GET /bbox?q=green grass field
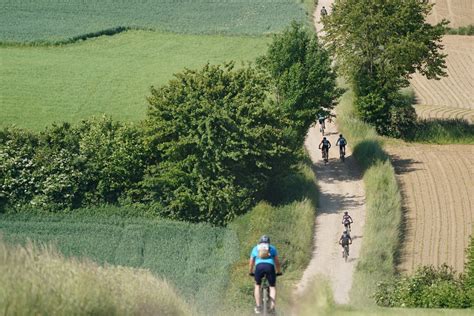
[0,0,307,43]
[0,211,238,314]
[0,31,270,130]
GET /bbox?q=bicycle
[342,244,349,262]
[322,147,329,164]
[343,220,351,233]
[251,273,282,315]
[339,146,345,162]
[319,122,326,136]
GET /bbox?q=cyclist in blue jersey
[249,235,282,314]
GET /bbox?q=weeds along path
[293,119,366,304]
[387,143,474,273]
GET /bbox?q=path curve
[293,2,366,306]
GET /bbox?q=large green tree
[259,22,342,145]
[323,0,448,134]
[144,63,296,225]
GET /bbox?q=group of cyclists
[248,112,355,314]
[249,211,354,314]
[318,115,347,162]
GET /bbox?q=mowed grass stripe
[0,31,271,130]
[0,0,307,42]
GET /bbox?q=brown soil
[426,0,474,28]
[410,36,474,120]
[388,143,474,273]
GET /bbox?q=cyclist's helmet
[340,134,343,138]
[259,235,270,244]
[323,137,327,140]
[344,211,348,215]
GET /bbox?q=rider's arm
[274,256,282,274]
[249,257,255,274]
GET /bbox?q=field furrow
[410,36,474,121]
[388,144,474,273]
[426,0,474,28]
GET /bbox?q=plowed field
[411,35,474,120]
[426,0,474,28]
[388,144,474,273]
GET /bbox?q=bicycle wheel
[262,287,268,316]
[344,245,349,262]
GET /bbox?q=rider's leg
[269,286,277,309]
[254,284,261,307]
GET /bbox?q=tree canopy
[323,0,448,135]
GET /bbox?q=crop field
[0,31,270,130]
[387,144,474,274]
[426,0,474,28]
[0,0,307,43]
[410,35,474,121]
[0,213,238,314]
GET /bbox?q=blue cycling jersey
[250,244,278,266]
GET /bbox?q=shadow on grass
[404,118,474,144]
[352,139,388,172]
[263,155,318,208]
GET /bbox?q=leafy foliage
[1,117,148,211]
[258,22,342,145]
[323,0,448,136]
[375,264,471,308]
[144,62,298,225]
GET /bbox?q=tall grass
[224,162,318,314]
[336,90,403,307]
[0,209,237,315]
[406,119,474,144]
[0,239,190,315]
[0,0,307,43]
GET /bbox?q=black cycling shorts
[254,263,276,287]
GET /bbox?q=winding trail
[293,1,366,306]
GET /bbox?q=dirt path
[293,120,366,305]
[293,1,366,306]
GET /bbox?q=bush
[0,117,148,211]
[375,264,470,308]
[144,62,298,225]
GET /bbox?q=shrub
[375,264,470,308]
[144,62,298,225]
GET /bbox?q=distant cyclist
[342,211,353,232]
[339,230,352,257]
[249,235,282,314]
[318,114,326,132]
[320,6,328,17]
[318,137,331,159]
[336,134,347,157]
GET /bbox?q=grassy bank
[0,209,237,315]
[0,239,190,315]
[0,31,270,130]
[225,161,318,314]
[336,90,403,307]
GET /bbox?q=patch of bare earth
[426,0,474,28]
[387,144,474,273]
[410,36,474,122]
